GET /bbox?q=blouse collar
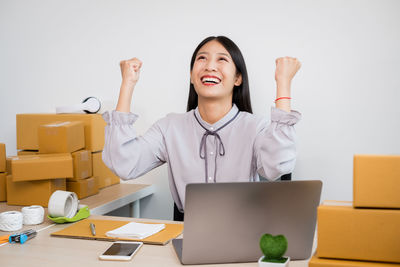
[194,104,239,131]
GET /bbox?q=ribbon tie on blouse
[194,110,240,183]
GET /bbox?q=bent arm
[254,107,301,180]
[102,110,166,180]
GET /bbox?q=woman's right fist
[120,58,142,86]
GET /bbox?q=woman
[102,36,301,221]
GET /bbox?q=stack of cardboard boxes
[309,155,400,267]
[0,113,120,207]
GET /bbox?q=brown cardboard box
[354,154,400,208]
[11,154,73,182]
[92,151,120,188]
[309,255,400,267]
[0,173,6,201]
[93,175,100,186]
[38,121,85,154]
[16,113,105,152]
[68,150,92,181]
[6,175,66,207]
[6,157,13,174]
[17,150,39,155]
[317,201,400,263]
[0,143,6,172]
[67,176,99,199]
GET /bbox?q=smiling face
[190,40,242,103]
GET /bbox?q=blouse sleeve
[254,107,302,181]
[102,110,167,180]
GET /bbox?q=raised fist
[120,58,142,86]
[275,57,301,83]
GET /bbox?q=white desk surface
[0,215,312,267]
[0,183,155,232]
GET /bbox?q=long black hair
[186,36,252,113]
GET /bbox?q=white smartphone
[99,241,143,261]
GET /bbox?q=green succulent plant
[259,233,288,263]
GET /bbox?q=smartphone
[99,241,143,261]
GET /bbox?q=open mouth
[201,75,221,86]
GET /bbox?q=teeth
[201,77,220,84]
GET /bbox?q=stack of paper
[106,222,165,240]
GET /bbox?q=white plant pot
[258,256,290,267]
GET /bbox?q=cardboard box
[93,175,100,186]
[317,201,400,263]
[6,157,13,174]
[0,173,6,201]
[0,143,5,172]
[67,176,99,199]
[68,150,92,181]
[92,151,120,188]
[354,154,400,208]
[6,175,66,207]
[17,150,39,155]
[309,255,400,267]
[11,154,73,182]
[16,113,105,152]
[38,121,85,154]
[17,150,39,156]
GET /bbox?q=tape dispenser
[56,96,101,114]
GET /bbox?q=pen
[90,223,96,236]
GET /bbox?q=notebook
[106,222,165,239]
[51,218,183,245]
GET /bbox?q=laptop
[172,180,322,265]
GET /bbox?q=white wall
[1,0,399,220]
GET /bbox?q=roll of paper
[48,191,79,218]
[0,211,23,232]
[22,205,45,225]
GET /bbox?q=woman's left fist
[275,57,301,83]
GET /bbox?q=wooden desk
[0,215,311,267]
[0,183,155,232]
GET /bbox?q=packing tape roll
[0,211,23,232]
[22,205,45,225]
[48,190,79,218]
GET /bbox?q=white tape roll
[22,205,45,225]
[48,190,79,218]
[0,211,23,232]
